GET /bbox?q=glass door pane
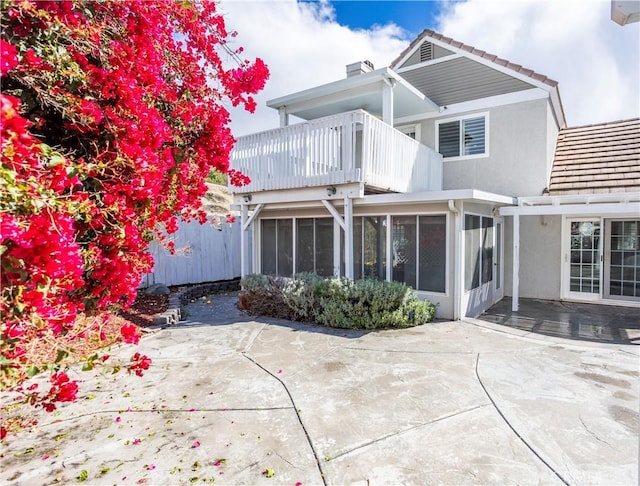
[606,219,639,300]
[392,216,417,287]
[569,220,601,295]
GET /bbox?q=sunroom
[229,62,515,319]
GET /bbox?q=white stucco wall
[420,98,557,197]
[503,214,562,300]
[545,102,560,190]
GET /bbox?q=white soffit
[267,68,439,121]
[611,0,640,25]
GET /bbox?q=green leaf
[77,469,88,482]
[55,349,69,363]
[27,366,40,377]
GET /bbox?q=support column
[382,79,395,126]
[240,204,249,278]
[332,220,340,276]
[512,214,520,312]
[448,200,461,321]
[344,196,354,279]
[278,107,289,128]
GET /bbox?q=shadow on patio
[478,297,640,345]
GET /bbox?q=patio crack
[242,353,327,486]
[326,404,488,461]
[578,416,613,449]
[474,353,571,485]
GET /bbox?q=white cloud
[437,0,640,126]
[220,0,639,136]
[219,0,410,135]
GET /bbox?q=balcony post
[344,196,354,279]
[382,79,395,125]
[278,107,289,127]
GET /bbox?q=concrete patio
[1,293,638,485]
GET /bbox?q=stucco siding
[420,98,552,197]
[503,215,562,300]
[545,102,559,189]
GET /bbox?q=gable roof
[391,29,558,87]
[548,118,640,195]
[391,29,566,128]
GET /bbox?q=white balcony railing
[230,109,443,194]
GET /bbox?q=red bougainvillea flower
[0,0,267,415]
[0,39,18,74]
[128,353,152,377]
[120,323,141,345]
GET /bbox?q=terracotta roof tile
[549,118,640,195]
[391,29,558,87]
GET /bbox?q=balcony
[229,110,443,195]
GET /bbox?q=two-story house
[229,29,640,320]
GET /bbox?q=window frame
[354,211,449,296]
[435,112,489,161]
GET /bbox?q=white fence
[141,220,242,288]
[230,109,443,194]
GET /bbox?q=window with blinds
[437,116,486,158]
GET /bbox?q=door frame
[462,212,498,317]
[603,218,640,303]
[562,217,603,302]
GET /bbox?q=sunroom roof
[267,67,439,121]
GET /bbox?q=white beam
[512,214,520,312]
[321,199,346,230]
[500,201,640,216]
[243,203,264,231]
[344,197,354,279]
[231,183,364,208]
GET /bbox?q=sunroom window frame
[435,112,489,161]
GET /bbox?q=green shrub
[241,273,270,294]
[281,272,324,320]
[240,273,437,329]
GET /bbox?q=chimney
[346,60,374,77]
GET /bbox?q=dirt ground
[118,292,169,327]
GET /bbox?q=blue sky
[315,1,442,35]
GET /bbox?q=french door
[564,218,640,303]
[565,219,602,301]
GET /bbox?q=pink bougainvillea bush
[0,0,267,423]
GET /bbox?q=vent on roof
[420,42,433,62]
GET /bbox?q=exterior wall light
[326,186,336,196]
